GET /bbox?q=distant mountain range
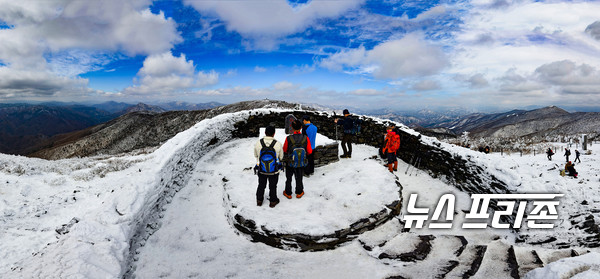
[0,101,224,155]
[30,100,298,159]
[411,106,600,141]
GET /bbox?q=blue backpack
[259,139,278,174]
[287,134,308,168]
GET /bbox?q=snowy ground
[1,108,599,278]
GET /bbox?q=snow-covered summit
[1,103,599,278]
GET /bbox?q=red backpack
[386,132,400,153]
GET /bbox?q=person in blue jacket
[302,115,317,176]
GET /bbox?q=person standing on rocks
[382,126,400,173]
[335,109,354,158]
[254,126,283,208]
[283,120,312,199]
[302,115,317,177]
[574,149,581,163]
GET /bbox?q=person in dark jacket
[546,148,554,160]
[302,116,317,176]
[565,161,578,178]
[283,120,313,199]
[564,148,571,162]
[574,150,581,163]
[334,109,354,158]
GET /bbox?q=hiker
[484,146,490,154]
[564,148,571,162]
[254,126,284,208]
[575,150,581,163]
[283,120,312,199]
[382,126,400,173]
[334,109,355,158]
[302,115,317,176]
[546,148,554,160]
[565,161,578,178]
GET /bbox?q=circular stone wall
[214,135,402,251]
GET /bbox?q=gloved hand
[253,165,259,175]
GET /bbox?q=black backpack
[286,134,308,168]
[350,116,362,135]
[259,139,278,174]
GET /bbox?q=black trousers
[305,153,315,175]
[341,133,353,155]
[285,166,304,195]
[257,173,279,202]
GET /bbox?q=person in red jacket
[283,120,313,199]
[382,126,400,173]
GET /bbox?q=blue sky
[1,0,600,111]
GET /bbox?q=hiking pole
[410,157,421,176]
[414,157,422,177]
[405,154,415,174]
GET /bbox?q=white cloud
[272,81,298,91]
[183,0,363,49]
[467,74,489,88]
[414,5,447,21]
[0,67,89,98]
[412,80,441,91]
[139,52,195,77]
[0,0,182,100]
[124,52,218,95]
[585,21,600,41]
[254,66,267,73]
[349,89,382,96]
[197,70,219,87]
[321,33,448,80]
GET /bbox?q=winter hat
[302,115,310,122]
[343,109,349,115]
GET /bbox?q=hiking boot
[340,154,348,158]
[269,200,280,208]
[283,191,292,199]
[393,161,398,171]
[296,192,304,199]
[388,164,394,173]
[257,200,263,206]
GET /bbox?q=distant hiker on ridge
[283,120,312,199]
[575,149,581,163]
[564,148,571,162]
[335,109,359,158]
[302,115,317,177]
[254,126,283,208]
[546,148,554,161]
[382,126,400,173]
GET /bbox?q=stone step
[378,234,435,262]
[378,235,470,279]
[512,247,544,278]
[443,244,487,279]
[469,240,517,279]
